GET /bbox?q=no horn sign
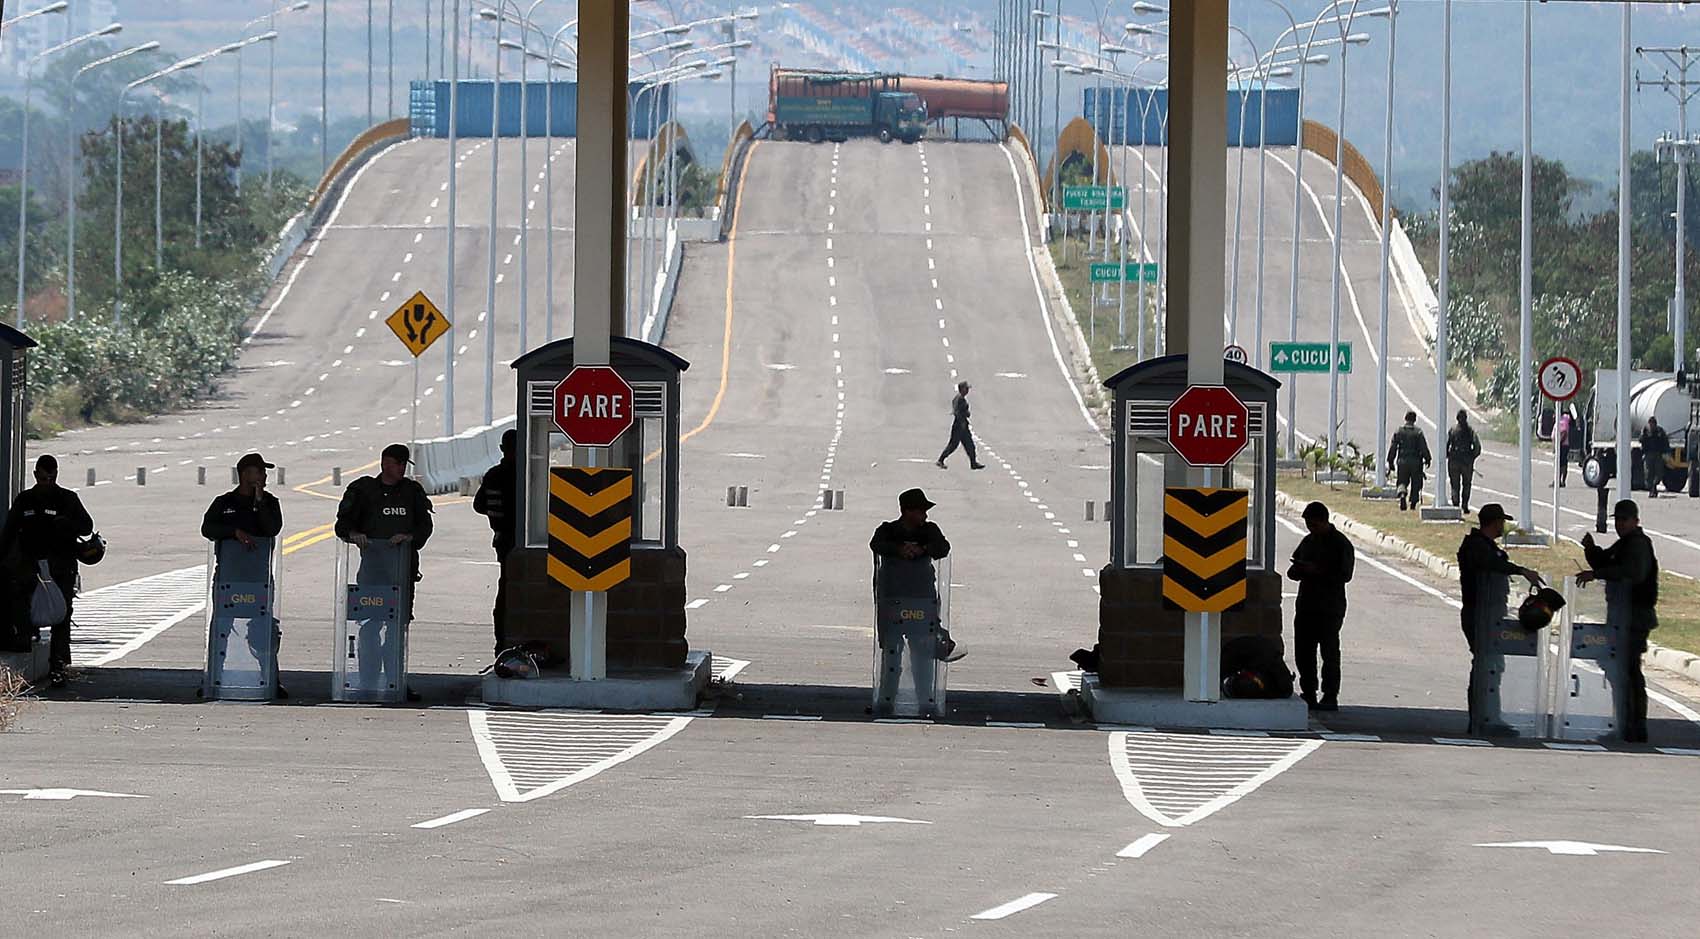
[553,366,635,447]
[1168,385,1250,466]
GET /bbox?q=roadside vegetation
[0,665,29,732]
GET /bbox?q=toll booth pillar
[0,325,40,681]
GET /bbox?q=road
[3,133,1699,935]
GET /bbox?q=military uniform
[201,487,285,667]
[1640,423,1670,497]
[334,474,434,620]
[1386,421,1431,511]
[1584,528,1658,742]
[473,453,517,655]
[1287,524,1355,705]
[0,484,93,672]
[870,518,951,714]
[1446,422,1481,513]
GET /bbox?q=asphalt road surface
[4,135,1698,936]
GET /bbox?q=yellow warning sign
[1161,487,1249,613]
[385,291,451,358]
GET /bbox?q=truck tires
[878,127,892,144]
[805,125,824,144]
[1582,454,1608,489]
[1665,467,1690,493]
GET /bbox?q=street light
[475,1,526,426]
[116,54,205,324]
[65,41,160,322]
[15,21,124,327]
[223,21,281,195]
[259,2,312,191]
[0,1,67,29]
[195,35,277,251]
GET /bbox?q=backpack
[1221,635,1294,699]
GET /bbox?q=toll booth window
[1222,437,1265,569]
[1124,447,1168,567]
[524,417,573,549]
[639,416,665,544]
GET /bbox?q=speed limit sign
[1537,356,1582,402]
[1224,344,1249,365]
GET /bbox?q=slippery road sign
[385,291,451,358]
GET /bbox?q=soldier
[1578,500,1659,743]
[1640,417,1670,499]
[935,380,985,471]
[473,429,518,657]
[335,443,434,701]
[869,488,964,717]
[1456,504,1544,735]
[0,455,94,688]
[1446,410,1482,514]
[200,453,285,697]
[1287,502,1355,711]
[1385,410,1431,512]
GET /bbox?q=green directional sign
[1090,262,1162,283]
[1062,185,1127,211]
[1268,341,1353,374]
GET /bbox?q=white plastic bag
[30,561,67,628]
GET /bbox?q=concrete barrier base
[1,636,50,686]
[481,649,712,711]
[1079,673,1309,730]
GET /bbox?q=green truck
[766,67,927,144]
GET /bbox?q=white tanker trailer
[1580,369,1697,493]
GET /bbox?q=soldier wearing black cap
[1287,501,1355,710]
[0,455,94,685]
[1456,503,1544,733]
[1578,499,1659,742]
[473,429,518,656]
[870,488,963,715]
[201,453,285,695]
[335,443,434,619]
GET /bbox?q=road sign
[1267,341,1352,374]
[385,290,451,358]
[1167,385,1250,466]
[1062,185,1127,211]
[546,467,633,592]
[1090,261,1162,283]
[1223,344,1249,365]
[552,366,634,447]
[1538,356,1583,401]
[1161,487,1248,613]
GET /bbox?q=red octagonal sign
[1168,385,1250,467]
[553,366,635,447]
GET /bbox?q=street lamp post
[1435,0,1454,511]
[117,53,206,324]
[65,41,160,322]
[1374,0,1399,491]
[444,0,460,436]
[264,3,313,191]
[15,21,124,327]
[1325,3,1365,463]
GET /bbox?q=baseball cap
[381,443,413,465]
[899,488,936,512]
[1478,503,1511,525]
[1302,501,1329,521]
[1612,499,1639,519]
[236,452,274,472]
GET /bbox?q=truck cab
[873,92,927,144]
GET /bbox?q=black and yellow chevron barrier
[1162,487,1248,613]
[548,467,634,592]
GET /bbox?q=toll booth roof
[510,336,691,374]
[1103,354,1280,395]
[0,323,38,350]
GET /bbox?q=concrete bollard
[1085,501,1095,522]
[278,467,286,486]
[136,467,146,486]
[333,466,342,487]
[737,486,748,507]
[727,486,738,507]
[231,467,240,485]
[86,468,95,486]
[197,466,206,485]
[833,489,844,511]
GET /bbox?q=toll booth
[1097,355,1282,688]
[1469,574,1629,740]
[505,337,689,669]
[202,536,281,701]
[872,555,951,718]
[0,324,37,531]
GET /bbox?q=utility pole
[1637,45,1700,375]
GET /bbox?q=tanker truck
[766,67,1010,144]
[1580,369,1697,494]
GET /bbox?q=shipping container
[407,80,668,138]
[1084,86,1301,147]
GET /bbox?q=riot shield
[201,536,280,701]
[1469,572,1546,737]
[871,554,951,719]
[332,539,412,703]
[1554,577,1627,741]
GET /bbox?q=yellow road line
[293,459,380,502]
[680,139,758,446]
[282,522,334,546]
[283,531,337,555]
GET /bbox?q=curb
[1272,488,1700,687]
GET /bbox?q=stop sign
[1168,385,1250,466]
[553,366,635,447]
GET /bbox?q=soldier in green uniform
[1385,410,1432,512]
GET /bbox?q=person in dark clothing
[936,380,985,470]
[1456,503,1544,734]
[473,429,518,657]
[200,452,286,697]
[1386,411,1431,512]
[870,488,963,715]
[335,443,434,701]
[1446,410,1482,514]
[0,455,94,687]
[1640,417,1670,498]
[1287,501,1355,711]
[1578,499,1659,743]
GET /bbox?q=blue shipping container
[407,80,669,138]
[1082,86,1300,147]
